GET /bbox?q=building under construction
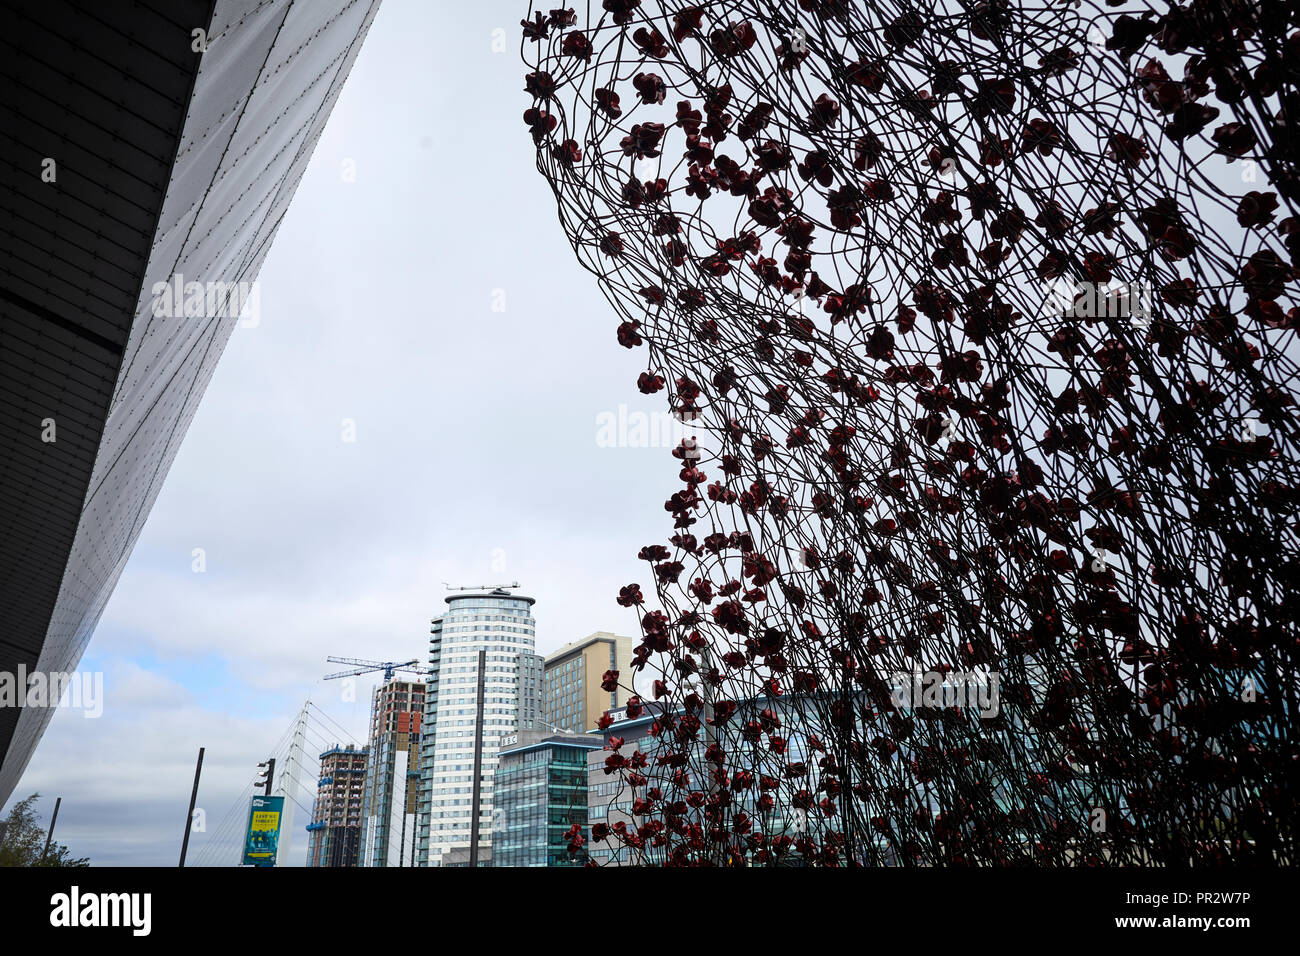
[361,679,425,866]
[306,744,368,867]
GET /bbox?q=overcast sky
[5,0,675,866]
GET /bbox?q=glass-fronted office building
[492,732,601,867]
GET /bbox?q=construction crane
[324,656,423,682]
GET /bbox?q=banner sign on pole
[242,795,284,866]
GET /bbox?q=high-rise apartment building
[416,588,544,867]
[306,744,368,867]
[0,0,382,804]
[361,680,424,867]
[543,632,636,733]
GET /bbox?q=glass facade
[492,741,598,867]
[585,701,821,867]
[585,686,1063,866]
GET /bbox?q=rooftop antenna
[441,581,520,592]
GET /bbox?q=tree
[0,793,89,867]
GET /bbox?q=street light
[255,759,275,796]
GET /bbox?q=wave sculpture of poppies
[522,0,1299,866]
